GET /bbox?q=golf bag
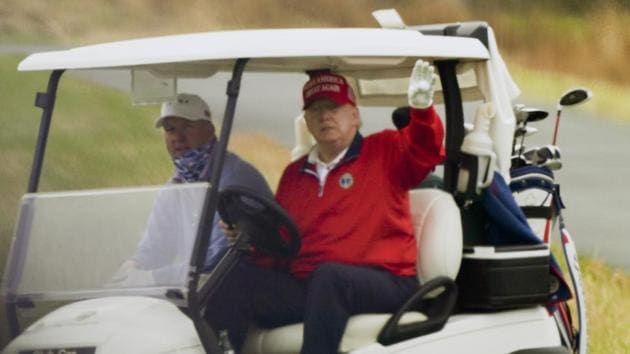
[509,164,587,354]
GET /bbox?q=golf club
[516,107,548,156]
[512,105,548,155]
[552,88,592,145]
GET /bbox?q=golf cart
[2,10,586,354]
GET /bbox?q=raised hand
[408,59,437,109]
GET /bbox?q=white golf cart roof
[20,24,523,176]
[17,25,519,176]
[19,27,498,110]
[18,28,489,73]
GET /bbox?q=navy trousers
[204,260,419,354]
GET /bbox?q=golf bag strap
[521,206,554,219]
[552,184,566,210]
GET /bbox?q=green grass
[0,54,172,241]
[0,54,174,253]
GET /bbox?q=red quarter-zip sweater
[273,106,444,278]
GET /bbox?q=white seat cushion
[409,189,462,283]
[242,312,427,354]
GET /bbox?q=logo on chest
[339,172,354,189]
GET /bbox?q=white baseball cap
[155,93,212,128]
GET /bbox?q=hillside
[2,0,629,86]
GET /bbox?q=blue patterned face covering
[173,142,212,182]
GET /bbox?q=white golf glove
[408,60,437,109]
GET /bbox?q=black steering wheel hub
[217,186,300,257]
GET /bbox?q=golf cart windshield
[2,183,210,304]
[1,64,486,307]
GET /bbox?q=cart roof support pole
[187,58,249,354]
[27,70,65,193]
[436,61,464,193]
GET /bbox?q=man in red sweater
[206,60,445,354]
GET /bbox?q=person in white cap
[132,93,273,274]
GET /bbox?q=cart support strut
[187,58,250,354]
[27,69,65,193]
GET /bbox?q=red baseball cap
[302,73,356,109]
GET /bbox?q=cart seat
[242,188,462,354]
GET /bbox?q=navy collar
[300,133,363,173]
[344,132,363,161]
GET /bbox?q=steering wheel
[217,186,301,258]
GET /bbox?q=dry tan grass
[510,64,630,123]
[580,257,630,353]
[229,132,290,192]
[0,0,466,43]
[474,3,630,87]
[3,0,629,86]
